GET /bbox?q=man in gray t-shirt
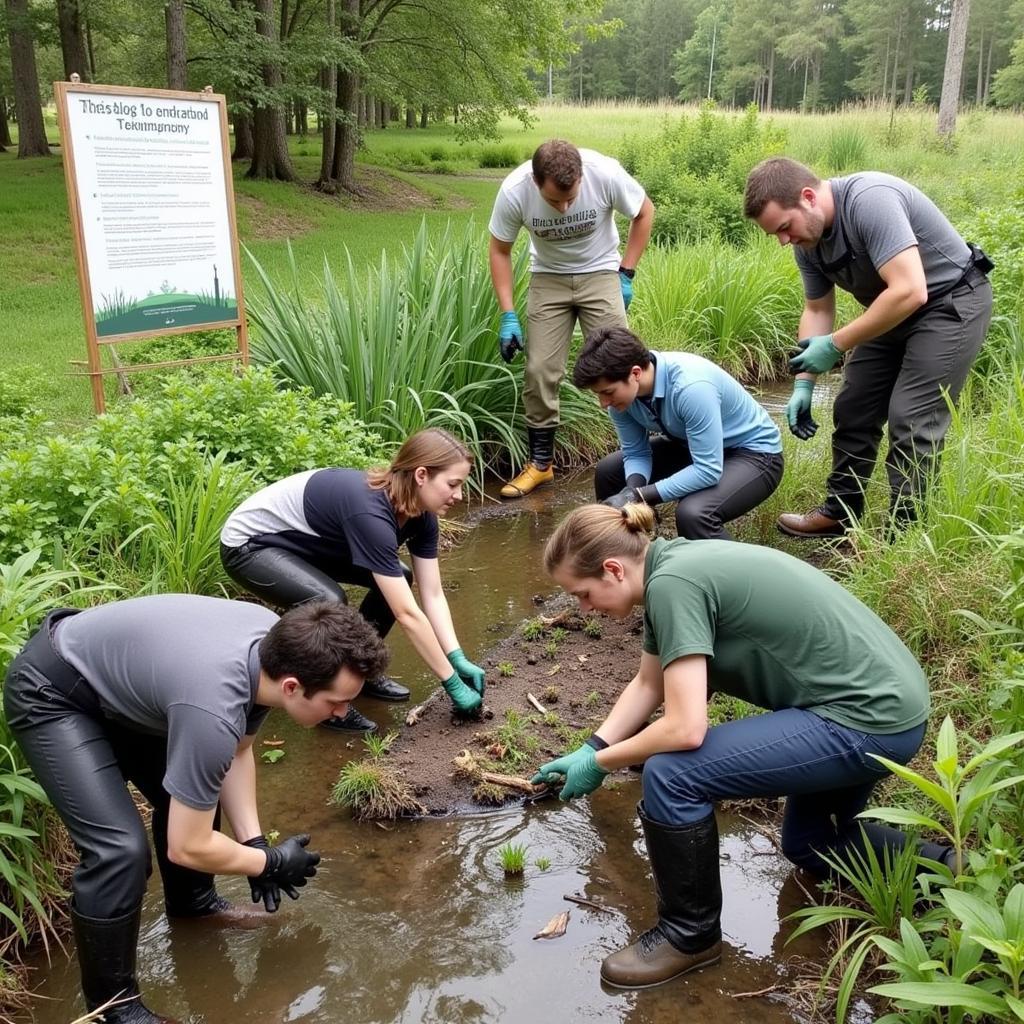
[744,157,992,536]
[4,595,387,1024]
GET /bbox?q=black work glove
[254,833,320,910]
[601,474,649,510]
[242,835,281,912]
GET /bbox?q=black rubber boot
[71,904,178,1023]
[601,804,722,989]
[528,426,556,471]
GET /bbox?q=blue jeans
[642,708,925,877]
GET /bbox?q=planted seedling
[583,618,603,639]
[330,760,425,820]
[363,730,398,759]
[260,748,285,765]
[498,661,516,677]
[498,842,527,876]
[535,857,552,872]
[543,639,559,660]
[521,618,546,641]
[542,685,560,704]
[585,690,602,708]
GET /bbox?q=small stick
[526,692,548,715]
[406,688,445,726]
[478,770,544,794]
[562,893,616,915]
[730,984,781,1000]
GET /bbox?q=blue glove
[619,270,634,311]
[788,334,842,375]
[498,311,524,363]
[441,671,482,717]
[785,379,818,440]
[447,647,485,698]
[531,745,608,801]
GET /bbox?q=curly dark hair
[573,325,652,389]
[532,139,583,190]
[259,602,389,693]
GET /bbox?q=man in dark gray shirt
[744,157,992,536]
[4,595,387,1024]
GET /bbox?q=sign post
[54,77,248,413]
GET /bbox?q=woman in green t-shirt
[532,502,945,990]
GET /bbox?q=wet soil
[390,599,645,814]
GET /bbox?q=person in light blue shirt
[573,326,783,539]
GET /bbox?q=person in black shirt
[221,428,486,730]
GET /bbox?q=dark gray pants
[594,439,784,540]
[822,275,992,524]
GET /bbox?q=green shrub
[246,220,611,486]
[825,126,869,173]
[619,103,786,246]
[477,143,521,168]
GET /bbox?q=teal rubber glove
[618,270,634,310]
[498,311,524,363]
[531,745,608,802]
[785,379,818,440]
[441,671,482,717]
[447,648,485,697]
[788,334,843,375]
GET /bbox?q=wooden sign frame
[54,78,248,413]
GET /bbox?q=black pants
[823,275,992,523]
[3,611,220,920]
[594,440,784,540]
[220,541,412,635]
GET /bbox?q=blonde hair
[367,428,471,516]
[544,503,655,579]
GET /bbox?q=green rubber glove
[447,647,485,697]
[788,334,843,375]
[441,671,482,717]
[531,745,608,802]
[785,379,818,440]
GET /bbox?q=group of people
[5,140,991,1020]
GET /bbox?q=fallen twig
[526,692,548,714]
[562,893,616,916]
[730,984,781,1000]
[406,688,445,726]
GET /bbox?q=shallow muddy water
[22,385,859,1024]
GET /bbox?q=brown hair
[573,325,652,388]
[544,503,655,580]
[259,602,389,694]
[367,428,472,516]
[532,140,583,190]
[743,157,822,219]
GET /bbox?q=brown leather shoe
[777,507,847,538]
[600,928,721,989]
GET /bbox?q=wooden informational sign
[54,78,248,412]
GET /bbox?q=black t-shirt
[221,468,439,577]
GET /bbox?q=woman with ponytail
[221,428,485,730]
[534,502,940,989]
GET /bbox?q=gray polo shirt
[53,595,276,810]
[795,172,971,307]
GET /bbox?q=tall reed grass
[247,220,612,487]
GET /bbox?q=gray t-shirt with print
[53,594,276,810]
[795,172,971,307]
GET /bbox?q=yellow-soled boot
[501,426,556,499]
[501,463,554,498]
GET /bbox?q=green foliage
[825,126,869,173]
[260,748,285,765]
[246,220,611,488]
[582,617,603,639]
[498,661,516,677]
[363,731,398,759]
[631,235,802,382]
[535,856,551,871]
[619,104,786,246]
[497,842,527,875]
[520,618,546,640]
[477,143,522,168]
[0,367,384,568]
[330,759,423,820]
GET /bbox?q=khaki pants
[525,270,626,427]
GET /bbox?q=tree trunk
[0,96,13,148]
[420,105,428,128]
[6,0,50,157]
[57,0,91,81]
[85,7,97,78]
[983,32,994,105]
[903,37,915,104]
[405,105,415,127]
[765,46,775,112]
[165,0,187,90]
[247,0,296,180]
[232,110,254,160]
[317,0,336,186]
[975,26,984,104]
[330,69,359,191]
[938,0,971,138]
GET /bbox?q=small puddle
[22,389,859,1024]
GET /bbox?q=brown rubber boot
[600,804,723,989]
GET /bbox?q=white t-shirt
[488,149,646,274]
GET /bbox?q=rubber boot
[501,427,555,498]
[71,904,178,1023]
[601,804,722,989]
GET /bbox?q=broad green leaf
[868,981,1006,1014]
[935,717,958,767]
[962,732,1024,775]
[942,888,1005,939]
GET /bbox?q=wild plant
[520,618,545,641]
[363,731,398,759]
[497,661,515,677]
[535,857,551,871]
[583,617,602,639]
[498,842,527,875]
[330,759,423,820]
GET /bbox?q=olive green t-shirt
[641,538,929,734]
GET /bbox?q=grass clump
[535,857,551,871]
[583,617,603,639]
[520,617,546,641]
[330,760,424,820]
[497,842,527,875]
[363,731,398,759]
[498,661,515,677]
